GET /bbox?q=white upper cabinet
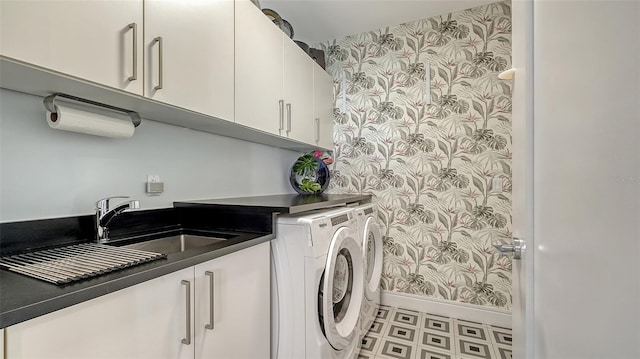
[0,0,144,95]
[313,66,335,150]
[234,0,284,135]
[283,40,315,144]
[144,0,234,121]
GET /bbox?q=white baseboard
[380,290,512,328]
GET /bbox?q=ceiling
[259,0,497,45]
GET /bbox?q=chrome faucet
[96,196,140,243]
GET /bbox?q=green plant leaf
[293,155,318,176]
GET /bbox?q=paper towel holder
[43,93,142,127]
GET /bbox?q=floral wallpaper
[319,1,513,310]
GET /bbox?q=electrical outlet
[147,174,160,183]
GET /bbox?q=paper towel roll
[47,104,135,138]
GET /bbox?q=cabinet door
[5,268,195,359]
[313,66,335,150]
[194,242,270,359]
[0,0,143,95]
[144,0,234,121]
[235,0,284,135]
[283,40,315,144]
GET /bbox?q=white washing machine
[272,207,364,359]
[352,203,383,336]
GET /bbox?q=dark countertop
[0,193,370,328]
[174,193,371,214]
[0,231,273,328]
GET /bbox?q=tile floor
[358,305,512,359]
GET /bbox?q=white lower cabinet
[194,241,270,359]
[4,242,270,359]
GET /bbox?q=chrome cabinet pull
[278,100,284,131]
[181,280,191,345]
[205,271,215,330]
[315,118,320,143]
[127,23,137,82]
[286,103,292,134]
[154,36,164,90]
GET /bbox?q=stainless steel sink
[120,234,226,254]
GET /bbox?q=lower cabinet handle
[286,103,292,133]
[315,118,320,143]
[205,271,215,330]
[181,280,191,345]
[278,100,284,131]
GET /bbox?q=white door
[0,0,143,95]
[511,0,640,358]
[144,0,234,120]
[510,0,534,358]
[320,227,364,350]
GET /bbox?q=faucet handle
[96,196,130,211]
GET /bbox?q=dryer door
[362,217,383,300]
[320,226,364,350]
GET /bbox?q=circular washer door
[321,226,364,350]
[362,217,383,300]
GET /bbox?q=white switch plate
[147,174,161,182]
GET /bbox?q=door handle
[181,280,191,345]
[315,118,320,143]
[127,23,137,82]
[494,238,525,260]
[153,36,164,90]
[205,271,215,330]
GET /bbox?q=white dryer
[272,207,364,359]
[352,203,383,336]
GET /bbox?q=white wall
[533,1,640,358]
[0,89,301,222]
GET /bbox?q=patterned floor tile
[376,305,393,322]
[415,346,455,359]
[375,338,417,359]
[417,329,455,353]
[453,320,489,342]
[492,345,512,359]
[358,306,511,359]
[357,352,375,359]
[422,314,454,335]
[488,327,512,347]
[454,338,496,359]
[385,323,419,345]
[360,334,383,356]
[390,308,422,328]
[368,319,390,337]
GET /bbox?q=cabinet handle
[315,118,320,143]
[286,103,292,134]
[127,23,137,82]
[154,36,164,90]
[205,271,215,330]
[181,280,191,345]
[278,100,284,131]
